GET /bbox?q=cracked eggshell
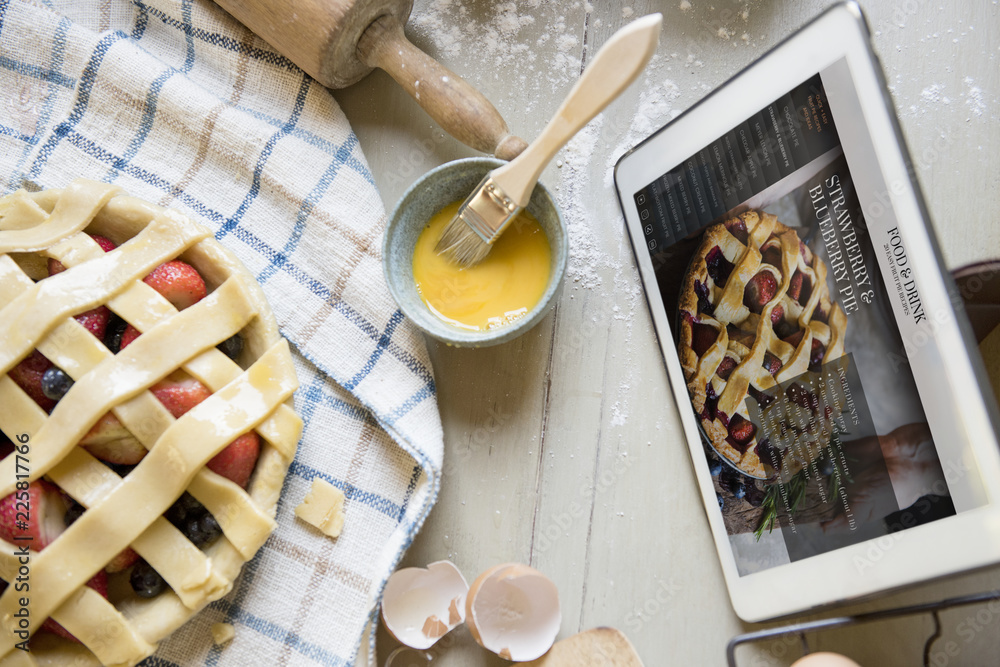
[381,560,469,650]
[465,563,561,661]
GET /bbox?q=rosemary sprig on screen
[753,430,846,541]
[754,470,808,541]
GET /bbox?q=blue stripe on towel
[0,124,33,143]
[216,73,311,241]
[135,0,298,71]
[287,460,404,521]
[27,7,149,179]
[105,1,196,183]
[343,309,405,391]
[0,55,76,88]
[8,17,71,190]
[398,463,423,522]
[205,559,350,667]
[256,136,359,284]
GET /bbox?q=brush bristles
[436,212,494,267]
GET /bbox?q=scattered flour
[409,0,582,96]
[610,401,628,427]
[605,76,681,189]
[920,83,950,106]
[963,76,985,118]
[558,119,609,291]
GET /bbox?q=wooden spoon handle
[492,13,663,205]
[357,15,528,161]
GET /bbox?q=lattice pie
[0,180,302,665]
[678,211,847,479]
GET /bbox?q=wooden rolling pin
[214,0,528,160]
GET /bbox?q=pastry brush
[436,13,663,267]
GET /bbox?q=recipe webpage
[633,60,983,575]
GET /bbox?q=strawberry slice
[0,480,68,549]
[207,432,260,489]
[40,571,108,643]
[81,373,211,464]
[8,350,56,412]
[144,261,207,310]
[715,355,737,380]
[73,306,112,341]
[762,351,782,376]
[788,270,805,302]
[44,235,115,342]
[150,372,212,418]
[743,271,777,313]
[728,415,756,446]
[119,324,142,350]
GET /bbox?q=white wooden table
[333,1,1000,664]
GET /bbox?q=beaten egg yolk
[413,200,551,331]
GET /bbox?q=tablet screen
[630,58,986,575]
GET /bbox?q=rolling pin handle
[495,134,529,162]
[357,14,526,160]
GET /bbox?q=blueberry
[717,494,725,510]
[184,511,222,546]
[719,469,739,494]
[41,366,73,401]
[184,516,210,545]
[104,314,128,353]
[165,492,205,528]
[198,513,222,545]
[709,459,724,477]
[64,501,85,526]
[733,482,747,500]
[217,333,243,361]
[130,560,166,598]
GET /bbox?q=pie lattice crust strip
[0,180,303,666]
[678,210,847,480]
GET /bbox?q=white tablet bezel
[614,1,1000,622]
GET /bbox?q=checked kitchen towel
[0,0,443,665]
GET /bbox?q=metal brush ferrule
[459,176,520,244]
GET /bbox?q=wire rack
[726,590,1000,666]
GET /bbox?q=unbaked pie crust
[0,179,302,666]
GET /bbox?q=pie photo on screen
[631,66,961,574]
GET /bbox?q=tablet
[614,1,1000,622]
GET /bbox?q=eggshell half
[465,563,561,661]
[381,560,469,650]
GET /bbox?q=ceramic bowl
[383,157,567,347]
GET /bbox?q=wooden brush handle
[492,14,663,205]
[357,15,528,160]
